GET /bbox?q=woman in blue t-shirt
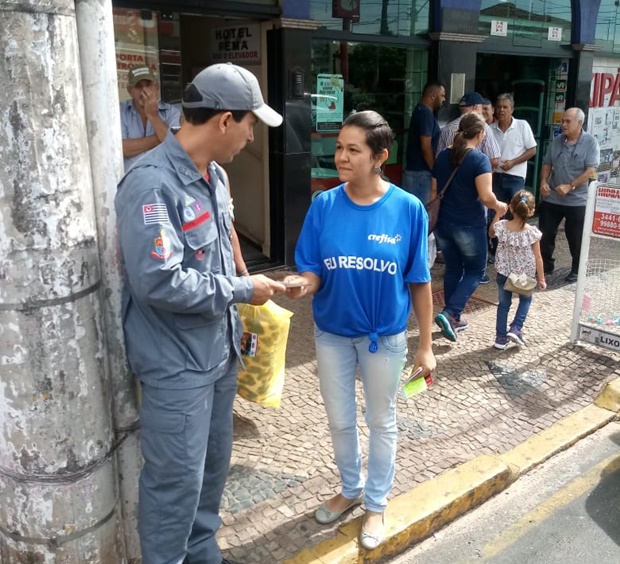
[431,113,508,341]
[283,111,436,550]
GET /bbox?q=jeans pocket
[314,324,325,339]
[379,332,407,354]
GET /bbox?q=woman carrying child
[490,190,547,349]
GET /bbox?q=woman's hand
[282,274,311,299]
[413,346,437,376]
[494,201,508,217]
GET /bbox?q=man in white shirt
[489,93,537,203]
[488,93,537,259]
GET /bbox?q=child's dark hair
[510,189,535,227]
[342,110,394,158]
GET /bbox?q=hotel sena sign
[211,24,261,63]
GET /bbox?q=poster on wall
[113,9,160,102]
[589,57,620,184]
[210,24,261,63]
[592,185,620,238]
[315,74,344,132]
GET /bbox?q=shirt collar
[163,131,206,186]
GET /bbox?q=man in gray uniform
[539,107,600,283]
[115,63,285,564]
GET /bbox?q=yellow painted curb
[285,383,620,564]
[595,376,620,413]
[284,455,512,564]
[500,404,616,476]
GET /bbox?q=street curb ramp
[284,377,620,564]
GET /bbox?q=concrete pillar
[0,1,124,562]
[74,1,141,561]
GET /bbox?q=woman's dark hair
[450,112,486,167]
[342,110,394,159]
[182,83,249,125]
[510,189,535,227]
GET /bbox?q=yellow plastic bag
[236,300,293,408]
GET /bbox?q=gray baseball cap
[183,63,283,127]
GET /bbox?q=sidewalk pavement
[220,227,620,563]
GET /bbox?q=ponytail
[450,113,486,167]
[450,131,468,167]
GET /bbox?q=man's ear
[218,111,233,133]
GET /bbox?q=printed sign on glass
[315,74,344,132]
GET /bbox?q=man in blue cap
[436,92,501,167]
[115,63,286,564]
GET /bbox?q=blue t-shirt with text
[295,184,430,343]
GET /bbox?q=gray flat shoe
[359,512,385,550]
[314,492,364,524]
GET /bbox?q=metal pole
[74,1,141,561]
[0,1,124,561]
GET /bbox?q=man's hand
[555,183,572,197]
[500,159,514,172]
[249,274,286,305]
[540,181,551,197]
[141,85,160,120]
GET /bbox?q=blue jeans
[139,355,237,564]
[435,222,487,319]
[492,172,525,205]
[402,169,432,205]
[314,326,407,513]
[496,273,533,337]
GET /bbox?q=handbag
[504,272,537,296]
[424,151,468,233]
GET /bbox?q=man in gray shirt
[539,107,600,282]
[115,63,285,564]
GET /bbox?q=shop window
[479,0,571,47]
[113,9,182,104]
[310,39,427,195]
[310,0,429,37]
[595,0,620,53]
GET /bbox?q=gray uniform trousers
[138,354,238,564]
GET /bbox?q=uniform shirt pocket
[184,221,219,269]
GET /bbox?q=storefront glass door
[310,39,427,196]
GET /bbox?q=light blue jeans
[314,326,407,513]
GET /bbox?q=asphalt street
[386,421,620,564]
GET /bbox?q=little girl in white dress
[490,190,547,349]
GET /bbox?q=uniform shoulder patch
[143,203,170,225]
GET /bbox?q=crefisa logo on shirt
[368,233,402,244]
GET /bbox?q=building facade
[110,0,609,268]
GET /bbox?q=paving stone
[218,227,620,562]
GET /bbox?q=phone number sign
[593,184,620,238]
